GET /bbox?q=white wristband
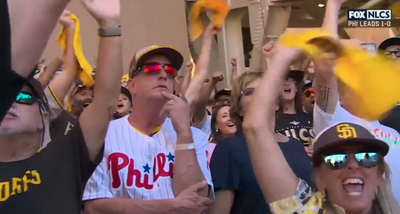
[176,143,195,151]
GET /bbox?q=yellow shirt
[269,179,345,214]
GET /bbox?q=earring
[215,129,219,132]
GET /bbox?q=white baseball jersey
[83,115,214,200]
[193,115,212,140]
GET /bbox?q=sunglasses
[241,87,255,97]
[303,88,315,97]
[384,49,400,58]
[322,151,380,170]
[215,99,230,106]
[131,63,177,77]
[16,92,38,105]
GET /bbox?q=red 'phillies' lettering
[153,153,173,182]
[126,159,153,190]
[108,152,129,189]
[205,150,210,170]
[108,152,174,190]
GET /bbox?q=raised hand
[185,62,194,73]
[80,0,121,25]
[203,22,221,38]
[175,181,211,214]
[272,43,304,65]
[58,10,75,27]
[160,91,191,134]
[211,71,224,83]
[230,57,237,68]
[262,41,275,59]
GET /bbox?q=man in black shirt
[0,0,123,213]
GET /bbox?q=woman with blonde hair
[207,70,314,214]
[242,42,400,213]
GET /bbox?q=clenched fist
[212,71,224,83]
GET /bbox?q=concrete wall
[41,0,191,74]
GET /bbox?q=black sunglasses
[241,87,255,97]
[384,49,400,58]
[215,99,230,106]
[322,151,380,170]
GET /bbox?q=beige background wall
[42,0,191,74]
[286,28,394,45]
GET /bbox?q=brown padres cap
[311,122,389,163]
[129,45,184,78]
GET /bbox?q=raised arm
[230,57,238,82]
[0,0,69,121]
[313,0,344,115]
[192,72,224,124]
[242,45,302,203]
[79,0,123,161]
[8,0,70,77]
[185,23,218,104]
[37,57,63,88]
[49,11,80,103]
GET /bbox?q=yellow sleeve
[269,179,324,214]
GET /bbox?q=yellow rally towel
[391,1,400,17]
[279,30,400,120]
[57,14,93,87]
[189,0,229,41]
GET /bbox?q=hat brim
[136,47,184,71]
[378,37,400,50]
[26,78,50,111]
[120,86,132,104]
[287,70,305,84]
[214,89,231,100]
[311,137,389,164]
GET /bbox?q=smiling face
[70,87,93,117]
[214,106,236,136]
[281,77,297,101]
[314,143,384,213]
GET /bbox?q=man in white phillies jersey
[83,46,214,214]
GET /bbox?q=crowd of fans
[1,0,400,213]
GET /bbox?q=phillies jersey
[83,115,214,200]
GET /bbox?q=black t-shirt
[0,0,28,122]
[275,113,314,146]
[380,105,400,134]
[210,132,315,214]
[0,122,103,214]
[50,110,77,140]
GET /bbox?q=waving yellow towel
[189,0,229,41]
[279,30,400,120]
[57,13,93,87]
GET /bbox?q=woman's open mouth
[342,178,364,196]
[226,122,235,127]
[283,88,291,93]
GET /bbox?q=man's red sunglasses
[303,88,315,97]
[131,63,177,77]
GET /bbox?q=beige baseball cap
[129,45,184,77]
